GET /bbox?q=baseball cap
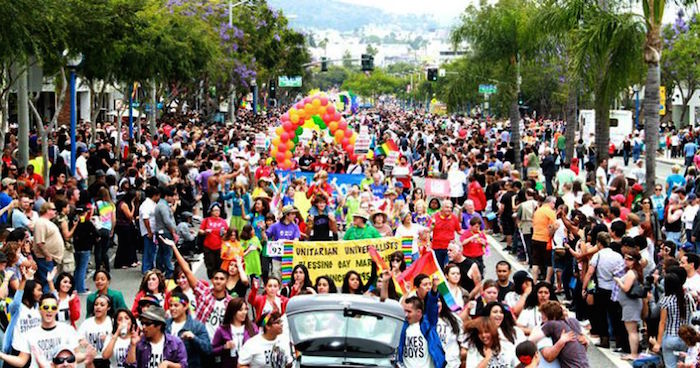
[140,306,167,324]
[1,178,16,187]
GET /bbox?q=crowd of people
[0,103,700,368]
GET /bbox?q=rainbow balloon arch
[271,94,358,169]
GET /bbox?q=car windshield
[289,310,402,346]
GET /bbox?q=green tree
[309,65,350,90]
[365,44,379,57]
[342,50,354,69]
[342,69,401,100]
[452,0,540,171]
[570,5,644,163]
[661,13,699,126]
[641,0,696,195]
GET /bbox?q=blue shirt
[266,221,300,241]
[685,142,698,157]
[0,192,12,224]
[666,174,686,195]
[370,184,387,199]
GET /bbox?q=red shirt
[429,212,461,250]
[199,216,228,250]
[468,181,487,211]
[460,229,487,258]
[255,166,272,181]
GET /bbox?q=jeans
[142,236,157,274]
[545,177,554,196]
[95,229,111,273]
[74,251,90,293]
[156,234,174,278]
[434,249,448,269]
[662,335,687,368]
[666,231,682,246]
[35,257,55,293]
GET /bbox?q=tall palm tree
[570,5,645,163]
[537,0,590,164]
[642,0,696,195]
[452,0,540,171]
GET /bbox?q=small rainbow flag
[401,237,414,264]
[377,139,399,156]
[368,246,404,296]
[397,250,461,312]
[280,242,295,283]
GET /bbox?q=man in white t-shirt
[397,275,445,368]
[239,312,293,368]
[0,294,94,368]
[682,253,700,298]
[595,158,608,196]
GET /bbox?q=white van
[579,109,634,154]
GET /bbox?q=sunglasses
[391,258,403,262]
[625,256,634,261]
[40,304,58,311]
[140,319,156,327]
[642,201,651,204]
[655,188,662,191]
[53,355,76,365]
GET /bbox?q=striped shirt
[660,294,695,336]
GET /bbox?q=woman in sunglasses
[78,295,114,368]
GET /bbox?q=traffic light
[321,57,328,72]
[427,68,438,82]
[361,54,374,71]
[518,93,524,105]
[269,80,276,99]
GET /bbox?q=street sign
[278,76,302,88]
[354,128,370,155]
[255,133,266,152]
[478,84,497,94]
[383,151,399,174]
[660,86,666,115]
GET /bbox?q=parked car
[286,294,405,368]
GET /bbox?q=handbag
[626,279,646,299]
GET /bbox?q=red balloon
[276,152,286,162]
[333,112,342,121]
[295,102,304,110]
[320,97,329,106]
[326,105,335,115]
[283,121,293,131]
[278,142,287,152]
[338,121,348,131]
[280,132,290,142]
[281,113,290,122]
[303,97,312,105]
[341,137,350,146]
[322,114,331,122]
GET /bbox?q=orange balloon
[272,137,281,146]
[270,147,278,157]
[317,106,327,116]
[329,121,338,132]
[275,126,284,136]
[334,130,344,140]
[335,134,343,144]
[285,150,292,159]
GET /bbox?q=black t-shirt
[498,281,514,302]
[97,148,112,170]
[455,258,476,293]
[310,215,334,241]
[500,191,516,219]
[227,279,248,298]
[299,155,315,171]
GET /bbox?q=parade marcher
[166,292,212,368]
[125,306,188,368]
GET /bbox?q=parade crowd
[2,104,700,368]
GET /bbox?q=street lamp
[633,85,640,130]
[65,51,83,177]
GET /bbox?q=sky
[336,0,477,23]
[337,0,691,24]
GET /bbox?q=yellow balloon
[285,150,292,159]
[270,147,278,157]
[349,134,356,145]
[312,99,321,107]
[272,137,281,146]
[275,126,284,136]
[288,108,298,115]
[290,113,299,123]
[317,106,326,115]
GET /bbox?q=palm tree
[537,0,590,164]
[641,0,696,195]
[570,5,645,163]
[452,0,540,171]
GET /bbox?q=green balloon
[319,122,327,129]
[292,136,299,144]
[290,146,296,153]
[295,127,303,135]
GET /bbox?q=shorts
[501,218,515,236]
[531,240,549,269]
[552,249,566,270]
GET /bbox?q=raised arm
[161,235,197,288]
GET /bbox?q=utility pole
[17,68,29,168]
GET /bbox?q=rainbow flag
[368,246,404,296]
[397,250,461,312]
[401,237,415,262]
[377,139,399,156]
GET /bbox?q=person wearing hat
[48,345,79,368]
[370,210,393,237]
[175,211,198,257]
[0,294,94,368]
[126,306,188,368]
[74,146,89,184]
[166,293,211,368]
[343,211,381,240]
[503,270,535,317]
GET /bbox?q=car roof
[286,294,404,320]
